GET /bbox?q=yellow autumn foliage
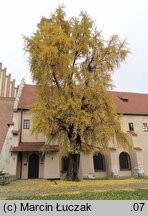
[24,6,130,180]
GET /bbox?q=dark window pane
[129,123,134,131]
[23,120,30,129]
[93,153,105,171]
[119,152,131,170]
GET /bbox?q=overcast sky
[0,0,148,93]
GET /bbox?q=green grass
[7,189,148,200]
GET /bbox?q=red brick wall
[0,97,15,151]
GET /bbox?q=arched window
[93,153,106,171]
[62,157,69,172]
[119,152,131,170]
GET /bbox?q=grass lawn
[8,189,148,200]
[0,178,148,200]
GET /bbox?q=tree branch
[52,70,60,89]
[70,50,79,80]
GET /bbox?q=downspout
[18,109,23,179]
[20,109,23,143]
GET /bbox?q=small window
[119,152,131,170]
[118,96,128,102]
[93,153,106,171]
[62,157,69,172]
[129,122,134,131]
[143,123,148,132]
[23,120,30,129]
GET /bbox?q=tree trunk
[65,154,80,181]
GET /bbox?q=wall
[21,111,46,142]
[8,107,148,179]
[44,153,60,179]
[0,97,15,150]
[0,125,13,173]
[120,115,148,176]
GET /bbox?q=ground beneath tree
[0,178,148,199]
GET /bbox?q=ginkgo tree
[25,6,130,181]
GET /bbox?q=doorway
[28,154,39,178]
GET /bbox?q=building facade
[0,64,148,179]
[7,84,148,179]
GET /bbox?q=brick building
[0,63,18,171]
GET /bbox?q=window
[62,157,69,172]
[23,120,30,129]
[128,122,134,131]
[143,123,148,132]
[118,96,128,102]
[119,152,131,170]
[93,153,106,171]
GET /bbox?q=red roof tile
[18,85,148,115]
[109,147,117,151]
[12,130,19,135]
[133,147,142,151]
[18,84,35,109]
[109,91,148,115]
[127,131,138,136]
[10,142,59,152]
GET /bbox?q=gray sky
[0,0,148,93]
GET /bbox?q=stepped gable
[18,84,148,115]
[0,63,18,97]
[0,63,18,152]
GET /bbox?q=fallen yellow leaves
[0,178,148,199]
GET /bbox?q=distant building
[0,63,148,179]
[0,63,18,172]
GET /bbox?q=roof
[110,91,148,115]
[0,97,15,152]
[18,84,148,115]
[10,142,59,152]
[18,84,35,109]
